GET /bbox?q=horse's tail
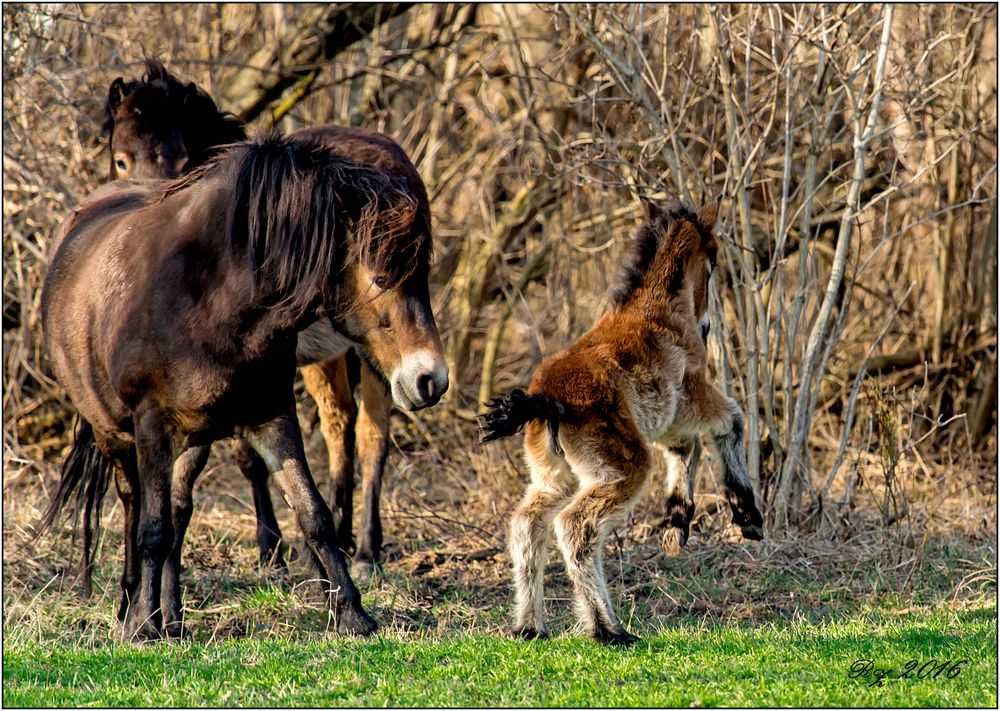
[36,418,114,597]
[478,389,566,453]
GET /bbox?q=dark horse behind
[102,59,434,581]
[40,132,448,640]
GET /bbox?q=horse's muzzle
[390,350,449,411]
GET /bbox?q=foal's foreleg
[161,445,209,638]
[353,362,391,579]
[509,424,573,639]
[231,437,285,568]
[301,358,357,552]
[658,438,701,546]
[243,409,376,637]
[684,375,764,540]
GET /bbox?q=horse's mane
[608,201,709,307]
[223,132,423,317]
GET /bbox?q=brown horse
[103,60,421,581]
[480,201,764,646]
[41,132,448,641]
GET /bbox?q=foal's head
[610,200,719,335]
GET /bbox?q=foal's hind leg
[161,445,210,639]
[301,358,357,552]
[231,437,286,568]
[554,421,649,646]
[509,422,574,639]
[353,362,391,580]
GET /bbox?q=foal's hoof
[511,625,549,641]
[594,628,640,647]
[739,522,765,541]
[335,605,379,637]
[731,504,765,541]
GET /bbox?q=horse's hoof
[124,620,162,643]
[351,559,380,582]
[595,629,640,647]
[512,626,549,640]
[335,606,378,637]
[164,620,191,641]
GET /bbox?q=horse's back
[291,125,431,228]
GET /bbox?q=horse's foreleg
[161,445,209,639]
[353,362,390,579]
[232,437,285,568]
[301,358,357,552]
[509,423,574,639]
[243,409,377,637]
[124,407,174,642]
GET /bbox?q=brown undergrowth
[4,394,994,644]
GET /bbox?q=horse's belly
[296,321,354,366]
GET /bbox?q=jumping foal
[481,201,764,645]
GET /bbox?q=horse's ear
[696,201,719,231]
[108,78,127,110]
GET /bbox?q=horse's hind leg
[231,437,285,568]
[554,424,649,646]
[301,358,357,552]
[243,408,376,637]
[509,422,573,639]
[161,445,209,639]
[353,362,390,579]
[124,406,175,642]
[114,451,140,624]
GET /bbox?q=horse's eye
[373,275,391,290]
[113,152,131,177]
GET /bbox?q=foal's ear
[108,78,127,110]
[640,195,662,219]
[696,201,720,231]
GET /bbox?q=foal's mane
[216,133,421,316]
[608,201,713,307]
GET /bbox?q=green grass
[4,603,995,707]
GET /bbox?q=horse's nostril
[417,373,434,402]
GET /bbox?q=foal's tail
[478,389,566,453]
[35,418,114,597]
